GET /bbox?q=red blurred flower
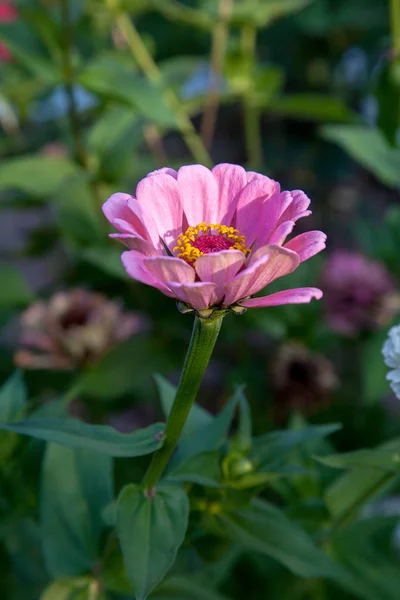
[0,2,18,62]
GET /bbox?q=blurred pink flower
[0,2,18,62]
[15,288,149,370]
[103,164,326,317]
[322,251,399,336]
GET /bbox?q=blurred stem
[390,0,400,56]
[240,24,262,168]
[143,123,168,166]
[110,5,213,167]
[200,0,233,149]
[142,316,223,490]
[60,0,88,169]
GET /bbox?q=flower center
[174,223,251,264]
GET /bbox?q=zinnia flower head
[14,288,148,370]
[103,164,326,318]
[0,2,18,62]
[322,250,398,336]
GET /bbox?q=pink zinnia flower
[0,2,18,62]
[103,164,326,317]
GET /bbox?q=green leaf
[40,444,113,577]
[150,575,229,600]
[0,418,165,457]
[0,22,59,83]
[252,423,341,468]
[77,337,173,401]
[315,441,400,471]
[0,370,27,461]
[154,374,213,438]
[325,468,397,524]
[52,173,103,245]
[167,451,222,487]
[169,390,240,472]
[321,124,400,188]
[231,0,311,26]
[214,498,347,581]
[0,370,27,421]
[117,483,189,600]
[229,386,252,454]
[40,578,91,600]
[81,246,130,281]
[87,105,140,159]
[0,263,34,308]
[0,156,81,198]
[78,57,178,128]
[330,517,400,600]
[266,94,354,121]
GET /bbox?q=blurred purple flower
[322,251,399,336]
[15,288,149,370]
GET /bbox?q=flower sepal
[177,300,248,321]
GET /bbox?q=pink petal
[235,177,281,246]
[169,281,217,310]
[121,251,170,293]
[136,172,183,251]
[223,245,299,306]
[195,250,245,304]
[143,256,195,285]
[284,231,327,262]
[177,165,219,226]
[268,220,295,245]
[240,287,323,308]
[277,190,311,225]
[146,167,177,178]
[211,163,247,225]
[110,234,158,255]
[103,193,133,226]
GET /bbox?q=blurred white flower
[382,324,400,398]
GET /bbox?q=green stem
[240,24,262,168]
[390,0,400,56]
[60,0,88,169]
[142,316,223,490]
[109,3,213,167]
[200,0,232,149]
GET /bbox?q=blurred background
[1,0,400,598]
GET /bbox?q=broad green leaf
[230,0,311,26]
[325,468,397,524]
[52,173,103,245]
[0,370,27,461]
[0,156,81,198]
[154,374,213,438]
[0,263,34,308]
[167,451,222,487]
[41,444,113,577]
[169,390,240,472]
[151,575,229,600]
[78,57,177,128]
[315,441,400,471]
[77,337,174,401]
[252,423,341,468]
[81,246,130,281]
[117,483,189,600]
[0,22,59,83]
[266,94,354,121]
[321,124,400,188]
[330,517,400,600]
[214,498,348,581]
[0,370,27,421]
[229,386,252,454]
[0,418,165,456]
[87,105,140,159]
